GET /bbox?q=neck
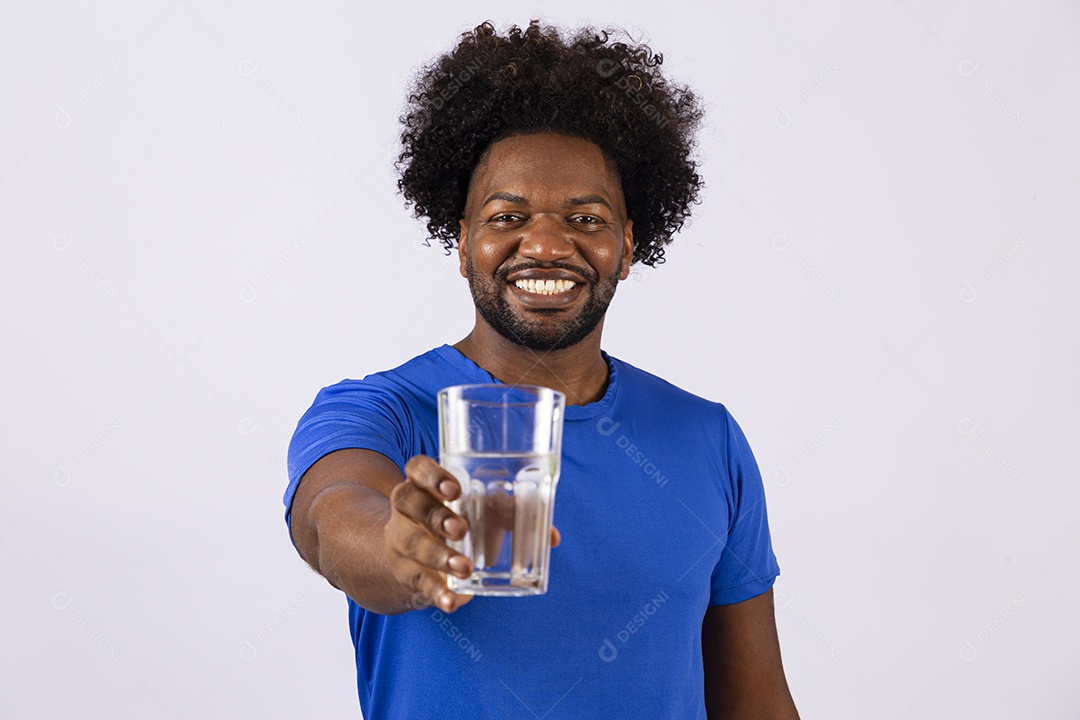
[453,316,610,406]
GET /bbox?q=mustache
[496,260,599,284]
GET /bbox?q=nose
[517,213,575,262]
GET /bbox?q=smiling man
[455,132,631,396]
[284,20,799,720]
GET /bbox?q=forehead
[467,133,624,208]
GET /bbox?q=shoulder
[313,346,454,401]
[607,354,732,422]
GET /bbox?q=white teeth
[514,278,577,295]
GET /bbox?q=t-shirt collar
[432,344,619,421]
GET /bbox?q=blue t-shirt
[285,345,779,720]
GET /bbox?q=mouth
[505,271,587,308]
[512,278,578,296]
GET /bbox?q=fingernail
[438,593,453,611]
[448,555,470,575]
[438,480,455,497]
[442,517,464,537]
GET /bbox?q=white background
[2,1,1078,718]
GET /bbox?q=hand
[385,455,473,613]
[385,454,560,614]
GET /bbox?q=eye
[489,212,524,224]
[569,214,605,229]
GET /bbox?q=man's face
[458,132,634,352]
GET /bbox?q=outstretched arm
[702,588,800,719]
[289,448,474,615]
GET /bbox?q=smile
[514,278,577,295]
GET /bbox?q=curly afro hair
[396,20,705,266]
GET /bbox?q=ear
[457,218,469,278]
[619,219,634,280]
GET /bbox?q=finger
[392,555,474,613]
[389,479,468,541]
[404,454,461,500]
[386,520,473,578]
[551,525,561,548]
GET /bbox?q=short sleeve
[709,408,780,605]
[283,379,413,542]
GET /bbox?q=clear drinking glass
[438,384,565,596]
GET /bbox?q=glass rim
[439,383,566,406]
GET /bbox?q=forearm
[299,483,417,615]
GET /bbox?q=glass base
[448,571,548,597]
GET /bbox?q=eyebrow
[566,194,612,210]
[480,192,613,210]
[481,192,528,207]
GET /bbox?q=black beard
[465,256,621,351]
